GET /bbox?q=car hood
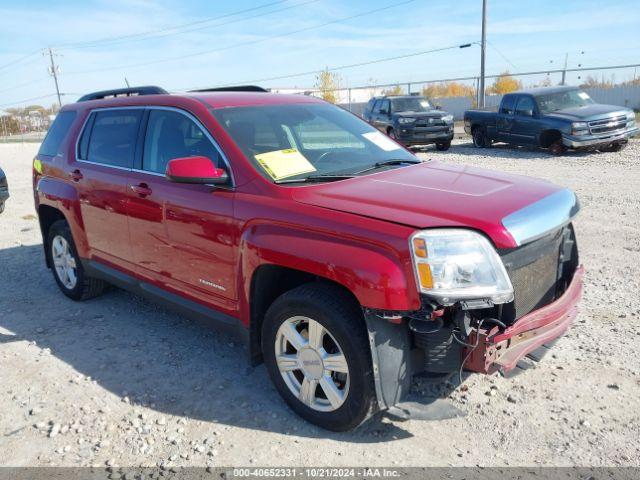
[546,104,630,122]
[291,161,576,249]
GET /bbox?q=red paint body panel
[292,161,562,249]
[465,265,584,374]
[33,91,580,354]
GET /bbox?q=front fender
[237,221,419,325]
[36,177,88,257]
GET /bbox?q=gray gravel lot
[0,140,639,468]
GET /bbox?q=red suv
[33,86,583,431]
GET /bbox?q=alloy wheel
[274,316,349,412]
[52,235,77,289]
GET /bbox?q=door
[127,108,237,309]
[74,108,143,267]
[372,99,391,131]
[511,96,538,145]
[496,94,517,142]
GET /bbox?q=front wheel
[436,141,451,151]
[262,284,376,431]
[549,140,567,156]
[387,128,397,140]
[47,220,105,301]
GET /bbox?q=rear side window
[39,111,77,156]
[500,95,517,115]
[84,110,143,168]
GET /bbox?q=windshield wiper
[274,173,356,184]
[353,159,421,175]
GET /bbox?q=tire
[387,128,397,140]
[435,141,451,151]
[262,283,376,431]
[472,127,490,148]
[549,140,567,156]
[47,219,105,301]
[599,142,625,153]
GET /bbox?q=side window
[515,96,535,116]
[39,111,77,157]
[380,100,390,114]
[78,113,95,160]
[372,100,382,114]
[142,110,222,175]
[500,95,516,115]
[85,110,143,168]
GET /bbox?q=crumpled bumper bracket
[465,265,584,374]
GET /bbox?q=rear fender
[237,222,418,327]
[35,177,88,257]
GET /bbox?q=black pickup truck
[464,86,638,154]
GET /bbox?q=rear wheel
[472,127,490,148]
[435,141,451,151]
[47,220,105,301]
[262,284,375,431]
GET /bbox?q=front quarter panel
[235,195,420,326]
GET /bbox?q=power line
[183,43,475,90]
[65,0,419,76]
[0,93,57,108]
[486,40,517,69]
[0,50,42,73]
[60,0,319,50]
[55,0,290,49]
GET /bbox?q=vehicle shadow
[0,244,463,443]
[438,141,597,160]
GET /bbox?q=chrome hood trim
[502,189,580,246]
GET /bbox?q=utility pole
[561,52,568,85]
[46,48,62,108]
[479,0,487,108]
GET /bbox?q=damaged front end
[363,192,582,414]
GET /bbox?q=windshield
[211,103,417,183]
[536,89,595,113]
[391,97,432,113]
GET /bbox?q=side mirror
[165,156,229,185]
[435,105,442,110]
[379,109,389,115]
[520,109,534,117]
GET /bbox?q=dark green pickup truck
[464,86,638,154]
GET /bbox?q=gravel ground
[0,139,639,468]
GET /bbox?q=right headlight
[410,229,514,305]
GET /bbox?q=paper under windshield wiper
[354,159,421,175]
[274,173,356,184]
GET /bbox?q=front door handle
[131,183,152,197]
[70,169,83,182]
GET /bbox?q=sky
[0,0,639,109]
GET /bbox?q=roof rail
[77,86,168,102]
[188,85,268,93]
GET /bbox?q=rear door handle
[131,183,152,197]
[70,169,83,182]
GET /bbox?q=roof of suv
[67,87,325,111]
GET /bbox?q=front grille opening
[495,224,578,325]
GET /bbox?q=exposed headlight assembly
[442,114,454,123]
[410,229,514,306]
[398,117,416,124]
